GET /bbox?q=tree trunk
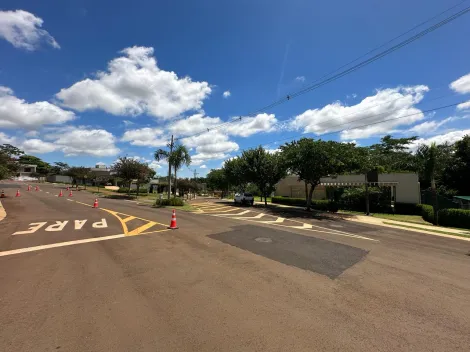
[167,163,172,200]
[136,181,140,198]
[431,177,438,225]
[306,184,315,211]
[264,194,267,206]
[128,181,132,196]
[305,181,309,203]
[174,167,178,198]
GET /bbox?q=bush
[155,197,185,206]
[271,197,338,212]
[394,203,421,215]
[418,204,435,224]
[117,188,148,194]
[437,209,470,229]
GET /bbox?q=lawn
[383,222,470,238]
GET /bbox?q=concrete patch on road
[209,225,369,279]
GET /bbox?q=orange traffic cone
[35,186,39,191]
[66,186,69,191]
[92,199,99,208]
[1,190,4,198]
[58,190,63,197]
[168,209,178,229]
[27,185,31,191]
[68,190,73,197]
[16,189,20,197]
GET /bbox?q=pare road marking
[12,219,108,236]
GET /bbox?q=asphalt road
[1,181,469,351]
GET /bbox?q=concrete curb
[0,200,6,222]
[345,217,470,242]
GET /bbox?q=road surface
[0,181,469,351]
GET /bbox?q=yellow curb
[0,200,6,222]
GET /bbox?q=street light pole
[167,135,174,200]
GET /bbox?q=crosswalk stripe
[233,213,266,220]
[212,210,250,216]
[259,217,286,224]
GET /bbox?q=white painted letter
[74,220,87,230]
[92,218,107,229]
[13,222,47,236]
[45,221,69,232]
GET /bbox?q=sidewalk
[346,214,470,241]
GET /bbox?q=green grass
[383,221,470,238]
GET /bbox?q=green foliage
[0,144,24,157]
[0,144,23,180]
[418,204,435,224]
[112,157,153,195]
[368,135,418,173]
[271,196,338,212]
[334,186,391,213]
[155,197,185,206]
[441,135,470,195]
[394,203,421,215]
[117,188,148,194]
[206,169,228,192]
[281,138,361,209]
[18,154,51,175]
[437,209,470,229]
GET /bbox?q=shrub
[271,197,337,212]
[155,197,185,206]
[117,188,148,194]
[418,204,435,224]
[437,209,470,229]
[394,203,421,215]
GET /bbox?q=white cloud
[0,86,75,129]
[291,85,429,140]
[21,139,57,154]
[450,73,470,94]
[341,140,360,146]
[408,117,456,135]
[148,161,163,170]
[409,129,470,151]
[223,90,231,98]
[200,165,207,169]
[457,101,470,111]
[182,131,239,155]
[224,113,278,137]
[96,162,106,166]
[191,152,231,165]
[0,132,17,144]
[44,126,120,156]
[295,76,306,82]
[56,46,211,119]
[168,114,221,136]
[266,148,281,154]
[123,120,135,126]
[121,127,167,147]
[0,10,60,50]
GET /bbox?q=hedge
[271,197,338,212]
[437,209,470,229]
[155,198,184,206]
[117,188,148,194]
[418,204,435,224]
[394,203,421,215]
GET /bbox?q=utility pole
[193,169,199,179]
[167,135,174,200]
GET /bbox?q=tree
[168,144,191,197]
[51,162,70,175]
[135,163,156,197]
[441,135,470,195]
[240,147,287,206]
[0,144,23,180]
[206,169,229,195]
[223,157,248,191]
[417,143,439,224]
[281,138,360,210]
[66,167,91,189]
[154,147,172,199]
[18,155,51,176]
[111,157,142,195]
[368,135,418,172]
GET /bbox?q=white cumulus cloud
[225,113,278,137]
[409,129,470,151]
[458,101,470,110]
[0,10,60,50]
[200,165,207,169]
[21,139,57,154]
[291,85,429,140]
[223,91,231,98]
[0,86,75,129]
[121,127,167,147]
[56,46,211,119]
[450,72,470,94]
[167,114,221,136]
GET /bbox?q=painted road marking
[259,217,286,224]
[12,219,108,235]
[198,205,235,212]
[0,234,126,257]
[233,213,266,220]
[101,208,166,236]
[201,207,242,213]
[213,210,250,217]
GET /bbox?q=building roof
[453,196,470,201]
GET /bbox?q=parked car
[234,193,254,205]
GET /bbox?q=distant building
[275,173,420,204]
[18,164,37,177]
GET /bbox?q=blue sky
[1,0,470,177]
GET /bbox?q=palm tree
[168,145,191,197]
[418,142,438,224]
[154,148,171,199]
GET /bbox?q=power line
[173,3,470,141]
[241,100,467,151]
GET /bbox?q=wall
[379,173,420,204]
[274,175,327,200]
[46,175,73,183]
